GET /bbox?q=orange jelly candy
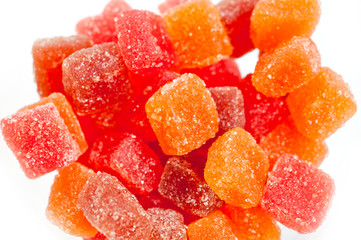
[163,0,232,68]
[187,210,237,240]
[250,0,321,51]
[222,205,281,240]
[259,118,328,169]
[287,67,357,140]
[205,127,269,208]
[46,163,97,238]
[145,73,219,155]
[252,36,321,98]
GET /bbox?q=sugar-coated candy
[84,232,107,240]
[88,133,163,195]
[252,36,321,98]
[259,118,328,169]
[158,157,223,217]
[20,93,88,154]
[218,0,258,57]
[147,208,187,240]
[222,205,281,240]
[46,163,97,238]
[287,67,357,140]
[78,172,152,240]
[187,210,237,240]
[1,103,81,178]
[76,0,131,44]
[250,0,321,51]
[158,0,189,14]
[62,42,131,116]
[145,73,219,155]
[205,127,269,208]
[163,0,232,68]
[239,74,289,141]
[261,154,335,233]
[32,35,92,97]
[116,10,177,76]
[208,87,245,133]
[181,58,242,87]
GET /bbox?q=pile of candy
[1,0,357,239]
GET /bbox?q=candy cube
[78,172,152,240]
[158,157,223,217]
[145,73,219,155]
[1,103,81,178]
[163,0,232,68]
[62,42,131,116]
[287,67,357,140]
[32,35,92,97]
[46,163,97,238]
[205,127,269,208]
[250,0,321,51]
[261,154,335,233]
[252,36,321,98]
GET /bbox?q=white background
[0,0,360,239]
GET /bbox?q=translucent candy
[222,205,281,240]
[116,10,178,76]
[158,157,223,217]
[287,67,357,140]
[259,118,328,169]
[62,42,131,116]
[208,87,245,133]
[250,0,321,51]
[1,103,81,178]
[46,163,97,238]
[88,133,163,195]
[187,210,237,240]
[145,73,219,155]
[239,74,289,141]
[218,0,258,57]
[78,172,152,240]
[32,35,92,97]
[205,127,269,208]
[147,208,187,240]
[163,0,232,68]
[261,154,335,233]
[83,232,107,240]
[252,37,321,98]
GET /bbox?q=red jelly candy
[261,154,335,233]
[88,132,163,195]
[1,103,81,178]
[83,233,107,240]
[116,10,178,76]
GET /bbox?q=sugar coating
[287,67,357,140]
[261,154,335,233]
[222,205,281,240]
[208,87,245,133]
[76,0,131,44]
[116,10,178,76]
[20,93,88,154]
[158,157,223,217]
[218,0,258,57]
[187,210,237,240]
[147,208,187,240]
[259,118,328,169]
[181,58,242,87]
[1,103,81,179]
[252,36,321,98]
[78,172,152,240]
[88,133,163,195]
[205,127,269,208]
[62,42,131,116]
[158,0,190,14]
[32,35,92,97]
[250,0,321,51]
[46,163,97,238]
[145,73,219,155]
[163,0,232,68]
